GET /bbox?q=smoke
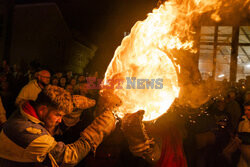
[102,0,250,119]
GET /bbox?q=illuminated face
[60,78,66,84]
[56,73,63,78]
[52,78,59,85]
[43,107,64,129]
[70,79,77,86]
[79,83,88,95]
[244,105,250,120]
[67,71,72,79]
[228,92,236,100]
[38,70,51,85]
[78,76,85,83]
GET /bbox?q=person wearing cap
[15,70,51,106]
[0,85,117,167]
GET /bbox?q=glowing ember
[102,0,249,121]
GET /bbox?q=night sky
[14,0,158,74]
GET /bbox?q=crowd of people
[0,60,249,167]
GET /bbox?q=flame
[102,0,249,121]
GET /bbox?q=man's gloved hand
[80,110,116,153]
[121,110,155,159]
[98,89,122,111]
[122,110,148,145]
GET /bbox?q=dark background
[12,0,157,75]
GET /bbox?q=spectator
[51,77,59,86]
[78,82,89,96]
[0,81,15,118]
[70,78,77,87]
[66,71,73,83]
[237,101,250,167]
[226,89,242,133]
[59,77,66,88]
[244,91,250,103]
[55,72,63,79]
[0,96,7,127]
[15,70,51,106]
[77,75,85,83]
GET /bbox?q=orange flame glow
[102,0,250,121]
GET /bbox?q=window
[199,26,232,81]
[236,26,250,81]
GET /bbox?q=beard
[38,80,47,88]
[45,121,60,135]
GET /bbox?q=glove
[98,89,122,111]
[95,89,122,117]
[121,110,155,159]
[80,110,115,153]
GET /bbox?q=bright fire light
[102,0,249,121]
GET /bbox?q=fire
[102,0,249,121]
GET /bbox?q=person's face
[78,76,85,83]
[244,105,250,120]
[52,78,58,85]
[217,101,225,111]
[60,78,66,85]
[229,92,236,100]
[44,107,64,129]
[70,79,76,86]
[56,73,62,78]
[38,71,51,85]
[67,71,72,78]
[79,83,88,95]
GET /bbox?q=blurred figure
[237,101,250,167]
[55,72,63,79]
[0,60,10,74]
[70,78,77,87]
[0,81,15,118]
[244,91,250,103]
[16,70,51,106]
[226,89,242,133]
[51,77,59,86]
[79,82,89,96]
[0,96,7,128]
[59,77,66,88]
[66,71,73,82]
[77,75,85,83]
[228,89,237,101]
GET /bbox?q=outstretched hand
[98,89,122,110]
[121,110,149,145]
[121,110,156,160]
